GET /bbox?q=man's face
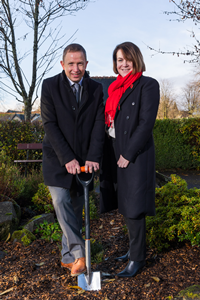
[60,51,88,83]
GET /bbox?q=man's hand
[85,161,99,173]
[117,155,129,168]
[65,159,81,174]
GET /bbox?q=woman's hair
[113,42,146,74]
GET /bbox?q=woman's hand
[117,155,129,168]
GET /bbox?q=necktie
[72,83,80,106]
[75,83,80,105]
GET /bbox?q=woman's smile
[116,49,134,77]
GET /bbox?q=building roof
[92,76,116,102]
[0,112,41,122]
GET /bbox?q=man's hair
[62,43,87,61]
[113,42,146,74]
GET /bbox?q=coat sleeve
[41,79,75,166]
[85,84,105,163]
[123,78,160,162]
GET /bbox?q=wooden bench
[14,143,43,176]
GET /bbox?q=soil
[1,172,200,300]
[1,206,200,300]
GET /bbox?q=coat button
[72,106,75,110]
[126,116,130,120]
[124,131,127,135]
[132,102,135,105]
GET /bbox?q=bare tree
[181,80,200,115]
[13,103,23,112]
[0,0,90,121]
[32,97,41,112]
[148,1,200,63]
[157,79,179,119]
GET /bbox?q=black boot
[117,260,145,278]
[115,250,130,262]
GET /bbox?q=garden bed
[0,207,200,299]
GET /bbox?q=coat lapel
[79,77,89,109]
[61,70,90,111]
[114,77,141,121]
[119,77,140,107]
[61,72,79,110]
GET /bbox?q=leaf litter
[0,204,200,299]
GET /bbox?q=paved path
[160,170,200,189]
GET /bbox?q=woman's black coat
[41,71,105,191]
[100,75,160,219]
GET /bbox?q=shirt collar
[67,77,83,87]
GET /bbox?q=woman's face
[116,49,134,77]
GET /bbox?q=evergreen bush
[1,118,200,170]
[91,238,104,263]
[16,167,44,205]
[0,120,44,172]
[33,182,99,219]
[32,183,54,213]
[153,118,200,170]
[146,174,200,252]
[0,150,25,199]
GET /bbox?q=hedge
[153,118,200,170]
[1,118,200,170]
[0,121,44,172]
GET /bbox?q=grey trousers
[48,186,85,264]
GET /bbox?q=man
[41,44,105,276]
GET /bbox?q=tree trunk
[24,98,32,122]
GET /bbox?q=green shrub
[34,220,62,242]
[154,119,196,170]
[91,238,104,263]
[122,224,128,235]
[2,118,200,171]
[35,221,104,263]
[82,190,99,220]
[146,174,200,252]
[94,173,100,189]
[32,183,54,213]
[0,120,44,173]
[32,182,99,218]
[89,192,99,220]
[179,118,200,166]
[16,167,44,204]
[0,150,43,206]
[0,150,25,199]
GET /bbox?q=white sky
[1,0,199,111]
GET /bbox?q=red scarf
[105,71,142,127]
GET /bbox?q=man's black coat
[100,75,160,219]
[41,71,105,190]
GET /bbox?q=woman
[100,42,160,278]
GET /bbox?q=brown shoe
[71,257,86,276]
[61,261,74,270]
